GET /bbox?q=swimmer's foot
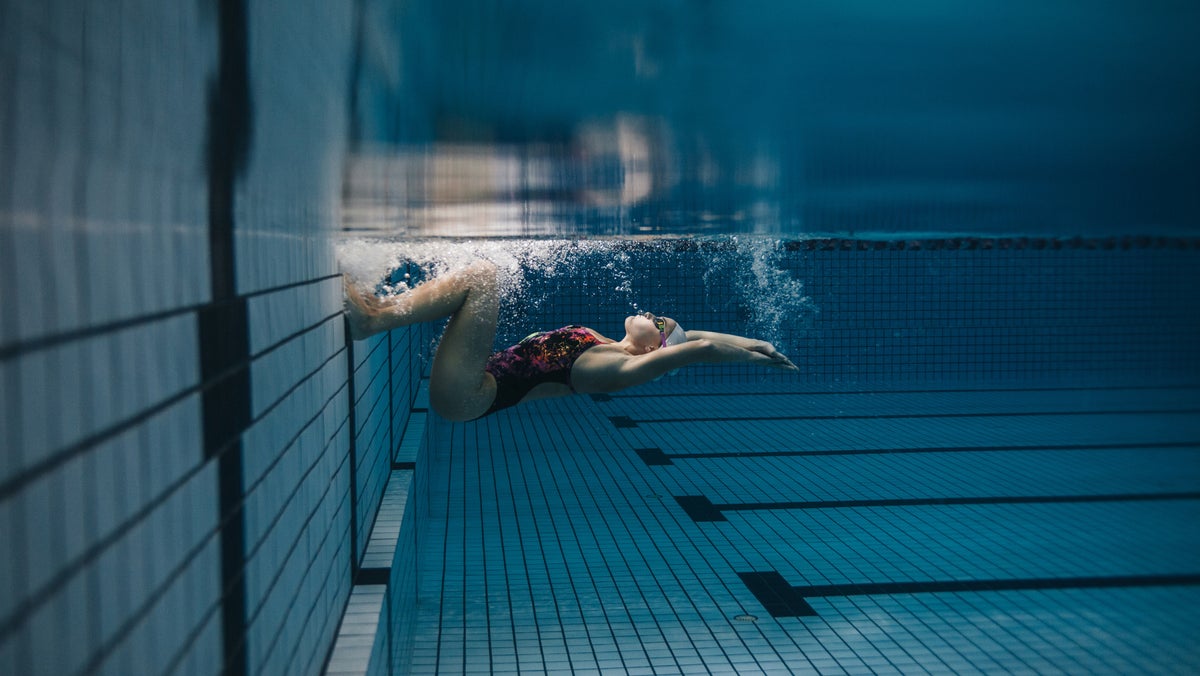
[344,275,384,340]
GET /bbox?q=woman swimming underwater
[344,260,797,421]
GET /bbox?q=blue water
[353,233,1200,673]
[339,2,1200,672]
[6,1,1197,674]
[342,236,1200,390]
[346,1,1200,240]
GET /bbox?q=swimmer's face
[624,312,678,354]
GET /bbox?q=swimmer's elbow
[687,338,716,362]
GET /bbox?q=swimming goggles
[653,316,667,347]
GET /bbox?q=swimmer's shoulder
[574,339,629,368]
[571,343,632,393]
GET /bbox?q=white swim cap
[657,320,687,379]
[664,320,687,347]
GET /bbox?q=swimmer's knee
[464,259,497,284]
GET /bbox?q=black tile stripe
[674,496,727,522]
[715,492,1200,513]
[356,567,391,586]
[737,572,819,617]
[199,300,252,458]
[615,408,1200,425]
[392,461,417,470]
[599,383,1200,400]
[665,440,1200,460]
[738,570,1200,618]
[678,493,1200,522]
[206,0,251,672]
[608,415,637,428]
[635,447,674,466]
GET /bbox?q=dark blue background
[351,1,1200,237]
[480,238,1200,388]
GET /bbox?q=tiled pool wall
[497,238,1200,389]
[4,4,1200,676]
[0,2,431,675]
[382,236,1200,673]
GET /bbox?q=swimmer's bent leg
[344,261,499,420]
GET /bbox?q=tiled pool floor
[412,383,1200,674]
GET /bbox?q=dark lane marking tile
[667,440,1200,459]
[717,492,1200,512]
[635,447,674,466]
[737,572,818,617]
[609,415,637,428]
[675,493,1200,522]
[674,496,727,522]
[738,570,1200,618]
[356,567,390,586]
[623,409,1200,424]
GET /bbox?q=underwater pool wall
[5,3,1200,676]
[491,238,1200,389]
[0,2,427,675]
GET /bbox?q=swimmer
[344,260,797,421]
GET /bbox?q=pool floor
[411,383,1200,674]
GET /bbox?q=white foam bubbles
[336,236,817,351]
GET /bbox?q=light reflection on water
[345,2,1200,238]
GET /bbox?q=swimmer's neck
[613,335,653,356]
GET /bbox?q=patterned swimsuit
[479,326,605,417]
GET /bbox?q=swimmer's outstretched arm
[680,330,796,369]
[573,337,797,393]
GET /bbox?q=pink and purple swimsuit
[479,325,604,417]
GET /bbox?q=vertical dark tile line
[203,0,253,674]
[213,431,250,676]
[206,0,253,302]
[345,320,360,581]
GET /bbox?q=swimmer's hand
[745,340,798,371]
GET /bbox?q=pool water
[361,235,1200,673]
[6,2,1199,674]
[410,383,1200,673]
